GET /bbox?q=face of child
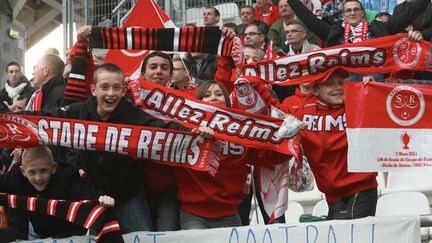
[313,74,345,106]
[142,56,172,86]
[91,71,126,121]
[202,84,227,107]
[20,158,57,192]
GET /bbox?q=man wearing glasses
[244,24,267,52]
[279,19,320,56]
[287,0,429,47]
[287,0,430,81]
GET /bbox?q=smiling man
[287,0,430,47]
[287,0,430,81]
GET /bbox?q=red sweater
[175,143,288,218]
[255,5,281,27]
[280,88,315,113]
[288,98,377,202]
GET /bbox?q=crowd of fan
[0,0,431,241]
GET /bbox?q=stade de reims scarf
[0,114,221,176]
[241,34,432,85]
[89,26,243,65]
[0,193,123,243]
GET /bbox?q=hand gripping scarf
[0,193,123,243]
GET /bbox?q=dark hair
[205,6,220,17]
[375,12,392,19]
[93,63,125,84]
[240,5,256,15]
[172,57,192,71]
[342,0,364,11]
[245,23,263,35]
[5,61,21,72]
[140,51,173,74]
[196,80,231,107]
[223,22,238,34]
[17,93,31,103]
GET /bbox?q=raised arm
[384,0,430,35]
[287,0,332,41]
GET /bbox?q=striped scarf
[89,26,243,64]
[0,193,123,242]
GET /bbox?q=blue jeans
[180,211,242,230]
[149,188,180,231]
[115,190,153,233]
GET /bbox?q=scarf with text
[0,193,123,243]
[128,78,300,158]
[0,114,220,175]
[241,34,432,85]
[89,26,243,65]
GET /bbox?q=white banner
[20,216,420,243]
[347,128,432,172]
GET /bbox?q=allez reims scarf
[242,34,432,85]
[0,114,221,175]
[128,78,300,158]
[0,193,123,242]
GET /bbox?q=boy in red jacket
[283,69,378,220]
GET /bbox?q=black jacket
[288,0,430,47]
[0,77,34,113]
[393,1,432,32]
[40,74,66,111]
[0,165,101,241]
[39,97,188,202]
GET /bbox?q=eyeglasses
[343,8,362,13]
[285,29,303,34]
[244,32,260,37]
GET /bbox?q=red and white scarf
[343,19,369,43]
[242,34,432,85]
[0,194,123,242]
[0,114,221,175]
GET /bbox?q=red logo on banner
[401,131,410,150]
[393,37,421,68]
[0,114,41,144]
[386,86,425,126]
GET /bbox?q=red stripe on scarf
[47,199,59,216]
[84,205,106,228]
[67,201,83,223]
[27,197,37,212]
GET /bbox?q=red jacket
[280,88,315,113]
[175,143,288,218]
[255,5,281,27]
[288,98,377,202]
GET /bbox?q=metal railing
[63,0,256,44]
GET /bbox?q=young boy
[25,63,213,233]
[0,147,114,242]
[283,69,378,220]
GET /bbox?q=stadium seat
[289,181,324,213]
[285,201,305,223]
[376,191,431,217]
[215,3,240,25]
[381,171,432,195]
[312,199,328,217]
